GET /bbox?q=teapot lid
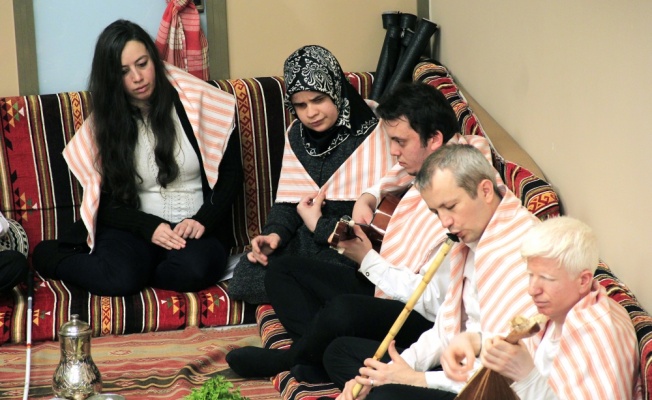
[58,314,91,337]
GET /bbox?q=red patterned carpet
[0,325,280,399]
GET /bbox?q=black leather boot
[385,18,439,94]
[370,12,402,100]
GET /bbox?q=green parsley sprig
[185,375,250,400]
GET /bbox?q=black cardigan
[94,92,242,244]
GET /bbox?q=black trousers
[0,250,27,294]
[265,255,433,367]
[366,384,456,400]
[45,226,227,296]
[323,336,456,400]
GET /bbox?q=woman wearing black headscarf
[228,45,394,304]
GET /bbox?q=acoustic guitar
[327,191,403,254]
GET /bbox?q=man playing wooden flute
[226,83,498,381]
[329,144,539,400]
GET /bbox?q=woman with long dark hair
[33,19,241,296]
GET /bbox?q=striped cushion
[256,304,341,399]
[594,262,651,399]
[413,60,561,220]
[0,73,374,345]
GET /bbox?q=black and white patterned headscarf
[284,45,377,157]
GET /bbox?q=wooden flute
[352,233,459,398]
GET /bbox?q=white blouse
[134,111,203,223]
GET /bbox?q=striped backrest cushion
[595,262,652,398]
[413,60,561,220]
[0,93,90,254]
[0,74,376,257]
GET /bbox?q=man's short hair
[415,144,499,198]
[376,82,460,146]
[521,216,599,275]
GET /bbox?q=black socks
[226,346,296,378]
[290,364,330,384]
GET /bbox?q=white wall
[430,0,652,311]
[31,0,413,92]
[33,0,206,94]
[226,0,417,78]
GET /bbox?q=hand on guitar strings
[335,224,373,264]
[297,191,326,232]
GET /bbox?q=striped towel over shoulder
[63,63,235,250]
[275,122,394,202]
[377,133,498,284]
[547,282,640,399]
[439,189,539,342]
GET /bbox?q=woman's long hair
[89,19,178,208]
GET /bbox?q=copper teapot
[52,314,102,399]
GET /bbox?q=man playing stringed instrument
[478,217,640,400]
[226,83,499,381]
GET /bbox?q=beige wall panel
[430,0,652,311]
[0,0,19,96]
[227,0,417,78]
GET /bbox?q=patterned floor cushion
[0,275,255,344]
[257,305,340,399]
[273,373,340,400]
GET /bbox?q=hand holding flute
[346,233,459,399]
[338,340,427,400]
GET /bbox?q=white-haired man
[481,216,640,399]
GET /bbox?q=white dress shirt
[358,243,451,322]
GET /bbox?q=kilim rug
[0,325,280,399]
